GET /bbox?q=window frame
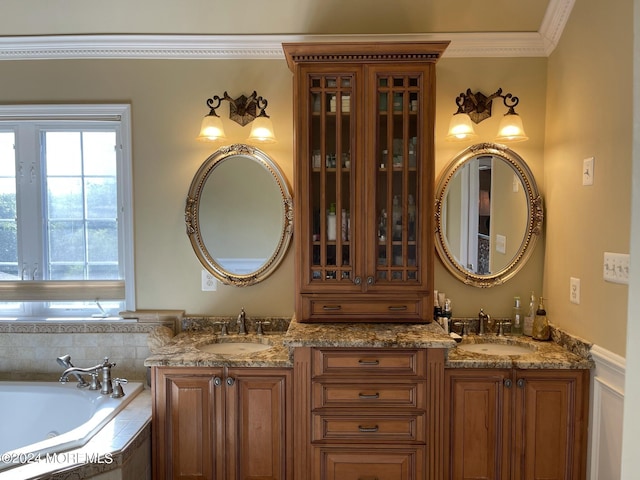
[0,104,135,319]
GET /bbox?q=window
[0,105,134,319]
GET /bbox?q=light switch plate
[495,234,506,254]
[583,157,594,186]
[603,252,630,284]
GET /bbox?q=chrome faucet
[478,309,491,336]
[60,357,116,395]
[56,354,89,388]
[237,307,247,335]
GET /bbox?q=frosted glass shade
[247,115,277,144]
[446,113,478,141]
[495,113,528,142]
[197,115,227,142]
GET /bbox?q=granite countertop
[283,317,456,349]
[143,330,293,368]
[446,332,594,369]
[143,315,593,370]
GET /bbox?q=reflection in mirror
[185,144,293,286]
[435,143,543,287]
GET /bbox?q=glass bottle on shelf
[392,195,402,240]
[327,203,337,241]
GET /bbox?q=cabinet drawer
[304,297,426,322]
[312,380,425,409]
[313,349,426,377]
[312,413,425,442]
[314,446,425,480]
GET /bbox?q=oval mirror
[185,144,293,286]
[435,143,543,287]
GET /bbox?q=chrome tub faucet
[59,357,116,395]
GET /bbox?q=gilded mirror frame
[435,143,543,287]
[185,144,293,287]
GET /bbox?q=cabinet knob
[226,377,235,386]
[366,276,375,285]
[213,376,222,386]
[353,276,362,285]
[517,378,525,388]
[504,379,513,388]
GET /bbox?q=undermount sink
[197,341,273,355]
[457,342,535,356]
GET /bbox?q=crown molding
[0,0,573,61]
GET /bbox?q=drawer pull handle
[322,305,342,311]
[358,392,380,399]
[358,425,379,433]
[358,359,380,365]
[388,305,408,311]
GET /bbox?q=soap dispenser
[532,297,550,341]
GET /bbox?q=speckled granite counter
[143,315,593,370]
[283,317,455,349]
[144,331,293,368]
[447,334,594,369]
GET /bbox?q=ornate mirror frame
[435,143,544,287]
[185,144,293,286]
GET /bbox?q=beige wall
[545,0,633,356]
[0,55,547,318]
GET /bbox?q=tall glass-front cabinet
[284,42,448,322]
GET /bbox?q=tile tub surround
[0,388,151,480]
[0,312,179,383]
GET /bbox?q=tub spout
[56,354,89,388]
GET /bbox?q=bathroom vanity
[145,318,592,480]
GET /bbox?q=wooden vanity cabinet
[294,347,448,480]
[283,42,448,322]
[444,368,589,480]
[152,366,292,480]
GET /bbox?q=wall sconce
[197,91,277,144]
[446,88,528,143]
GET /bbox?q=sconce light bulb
[197,114,227,142]
[496,113,528,142]
[446,113,477,141]
[247,116,277,144]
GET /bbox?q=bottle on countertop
[511,296,523,336]
[532,296,550,341]
[523,291,536,336]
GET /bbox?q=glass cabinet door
[307,73,357,286]
[372,72,422,286]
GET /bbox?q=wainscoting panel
[589,345,626,480]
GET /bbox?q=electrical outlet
[570,277,581,304]
[201,270,217,291]
[582,157,594,186]
[603,252,630,285]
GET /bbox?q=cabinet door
[297,65,363,291]
[153,367,224,480]
[366,65,434,294]
[513,370,589,480]
[226,368,292,480]
[445,369,512,480]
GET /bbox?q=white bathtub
[0,381,142,472]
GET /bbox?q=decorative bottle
[392,195,402,240]
[326,203,337,241]
[532,297,550,341]
[511,296,523,335]
[523,291,536,336]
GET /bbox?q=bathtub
[0,381,142,472]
